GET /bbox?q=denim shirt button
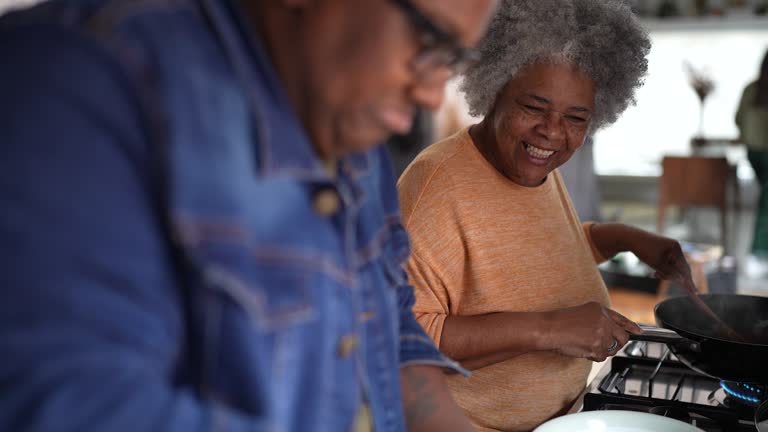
[359,311,376,323]
[313,188,340,217]
[337,334,359,358]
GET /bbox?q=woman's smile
[523,141,556,164]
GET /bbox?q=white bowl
[534,410,704,432]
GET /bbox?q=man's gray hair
[459,0,651,132]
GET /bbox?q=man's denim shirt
[0,1,464,430]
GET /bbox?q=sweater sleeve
[405,252,452,348]
[582,221,609,264]
[397,144,465,351]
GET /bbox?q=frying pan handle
[630,325,702,352]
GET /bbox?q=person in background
[397,1,696,430]
[0,0,498,431]
[558,135,603,222]
[736,49,768,276]
[386,108,436,177]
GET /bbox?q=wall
[593,18,768,178]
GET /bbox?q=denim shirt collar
[197,0,370,181]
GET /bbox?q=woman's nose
[538,111,566,142]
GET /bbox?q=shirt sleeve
[375,149,468,375]
[735,82,753,138]
[582,221,609,264]
[394,263,469,376]
[0,26,267,432]
[405,252,451,348]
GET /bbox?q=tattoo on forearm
[403,368,439,428]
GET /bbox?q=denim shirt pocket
[170,212,317,328]
[202,255,317,332]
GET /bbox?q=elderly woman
[398,1,695,431]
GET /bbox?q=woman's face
[485,62,595,187]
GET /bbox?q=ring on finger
[607,339,619,352]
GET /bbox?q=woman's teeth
[524,143,555,159]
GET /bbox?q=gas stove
[582,340,767,431]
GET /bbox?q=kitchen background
[408,0,768,323]
[3,0,766,323]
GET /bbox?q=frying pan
[629,294,768,384]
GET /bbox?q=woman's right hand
[541,302,643,362]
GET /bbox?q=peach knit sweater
[398,129,610,432]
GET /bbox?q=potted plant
[684,62,715,147]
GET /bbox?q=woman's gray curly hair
[459,0,651,132]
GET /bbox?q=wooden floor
[607,287,659,325]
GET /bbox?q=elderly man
[0,0,497,431]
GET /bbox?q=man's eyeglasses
[389,0,480,77]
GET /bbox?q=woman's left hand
[630,232,696,294]
[590,223,697,294]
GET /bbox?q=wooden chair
[656,156,739,253]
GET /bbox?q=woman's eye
[524,105,544,112]
[566,115,587,123]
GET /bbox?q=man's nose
[409,67,453,111]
